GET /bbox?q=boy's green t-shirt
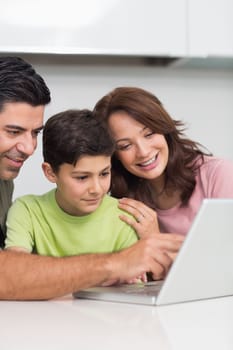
[5,189,138,257]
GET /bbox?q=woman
[93,87,233,241]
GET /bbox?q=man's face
[0,102,44,180]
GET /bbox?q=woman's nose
[136,140,150,158]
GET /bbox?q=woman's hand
[118,197,160,238]
[118,197,185,263]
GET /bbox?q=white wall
[13,55,233,199]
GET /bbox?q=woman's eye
[145,131,155,138]
[101,171,110,177]
[116,144,130,150]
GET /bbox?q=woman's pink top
[157,157,233,235]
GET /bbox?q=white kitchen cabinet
[0,0,187,56]
[188,0,233,57]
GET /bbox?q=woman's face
[108,111,169,184]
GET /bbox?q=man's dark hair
[43,109,115,172]
[0,56,51,111]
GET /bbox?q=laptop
[73,199,233,306]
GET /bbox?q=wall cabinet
[1,0,232,59]
[0,0,186,56]
[188,0,233,57]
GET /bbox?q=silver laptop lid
[74,199,233,306]
[157,198,233,305]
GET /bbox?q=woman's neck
[149,178,181,210]
[155,190,181,210]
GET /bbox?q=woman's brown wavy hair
[93,87,211,208]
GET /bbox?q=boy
[5,109,138,256]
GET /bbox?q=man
[0,56,178,300]
[0,56,50,246]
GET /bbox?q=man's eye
[7,130,19,135]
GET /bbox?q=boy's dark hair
[43,109,115,172]
[0,56,51,111]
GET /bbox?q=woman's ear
[42,162,57,183]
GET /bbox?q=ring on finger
[136,215,144,223]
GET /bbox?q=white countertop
[1,294,233,350]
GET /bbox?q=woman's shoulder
[196,155,233,197]
[200,155,233,174]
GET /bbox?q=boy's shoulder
[101,194,118,210]
[102,195,134,219]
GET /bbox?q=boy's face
[0,102,44,180]
[50,155,111,216]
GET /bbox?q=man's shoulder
[0,179,13,193]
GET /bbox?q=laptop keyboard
[116,281,163,296]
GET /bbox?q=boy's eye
[77,175,88,181]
